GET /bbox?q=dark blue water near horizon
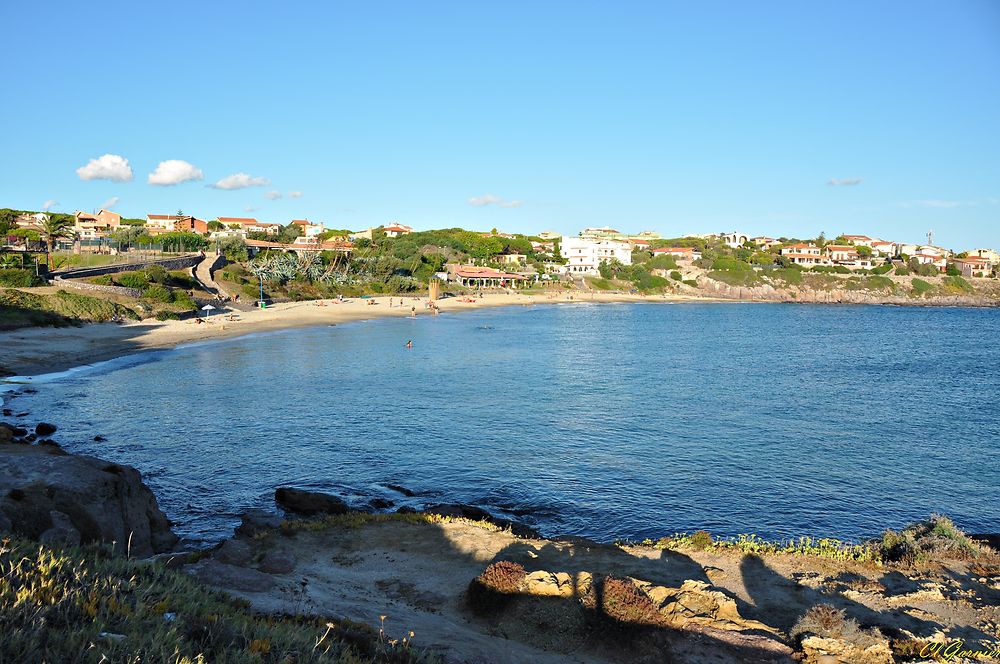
[11,302,1000,545]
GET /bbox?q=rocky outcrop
[696,276,998,307]
[0,442,177,557]
[274,487,349,515]
[798,635,894,664]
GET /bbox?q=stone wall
[51,276,142,298]
[50,254,203,298]
[54,254,202,281]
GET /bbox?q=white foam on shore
[1,349,171,389]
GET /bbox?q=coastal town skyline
[2,2,998,247]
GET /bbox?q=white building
[559,236,632,274]
[721,232,749,248]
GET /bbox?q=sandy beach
[0,291,717,378]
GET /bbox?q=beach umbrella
[201,304,216,319]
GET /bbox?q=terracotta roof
[652,247,695,254]
[956,257,990,263]
[784,243,817,249]
[218,217,259,224]
[842,235,873,240]
[148,214,188,221]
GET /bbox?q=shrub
[91,275,114,286]
[0,268,43,287]
[862,276,895,292]
[669,271,682,281]
[601,576,662,626]
[871,263,893,275]
[467,561,526,615]
[878,515,985,563]
[143,284,172,302]
[170,291,198,311]
[155,310,180,321]
[689,530,713,550]
[117,271,149,290]
[791,604,884,649]
[770,268,802,285]
[682,279,698,287]
[945,267,960,277]
[894,266,911,276]
[144,264,168,283]
[478,561,526,594]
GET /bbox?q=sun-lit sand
[0,291,718,377]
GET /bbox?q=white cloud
[468,193,524,208]
[827,178,863,186]
[76,154,134,182]
[244,205,257,213]
[264,190,282,200]
[468,194,501,206]
[148,160,204,186]
[100,196,120,210]
[210,172,270,190]
[916,199,964,208]
[288,190,303,198]
[42,199,58,211]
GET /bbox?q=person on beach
[411,306,416,317]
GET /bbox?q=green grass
[0,289,140,329]
[910,278,935,297]
[878,515,986,563]
[707,270,761,287]
[0,537,433,664]
[585,277,616,290]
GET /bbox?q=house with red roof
[780,243,831,266]
[383,222,413,237]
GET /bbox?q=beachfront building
[652,247,702,262]
[841,234,876,248]
[146,214,208,235]
[752,236,780,250]
[537,230,562,240]
[628,238,651,251]
[174,217,208,234]
[780,243,831,267]
[721,232,749,248]
[496,248,527,265]
[969,248,999,265]
[870,240,896,256]
[73,209,121,239]
[823,245,875,270]
[912,251,947,272]
[383,222,413,237]
[531,240,555,253]
[291,219,324,237]
[560,236,632,274]
[448,265,529,288]
[952,256,994,277]
[217,217,281,235]
[14,212,49,229]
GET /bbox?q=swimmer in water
[405,340,413,348]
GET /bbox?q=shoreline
[2,287,997,379]
[0,291,721,378]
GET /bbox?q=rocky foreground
[1,422,999,663]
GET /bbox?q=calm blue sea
[10,302,1000,545]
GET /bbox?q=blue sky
[1,1,998,248]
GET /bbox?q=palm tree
[39,215,76,267]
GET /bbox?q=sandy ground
[0,291,718,377]
[186,518,1000,664]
